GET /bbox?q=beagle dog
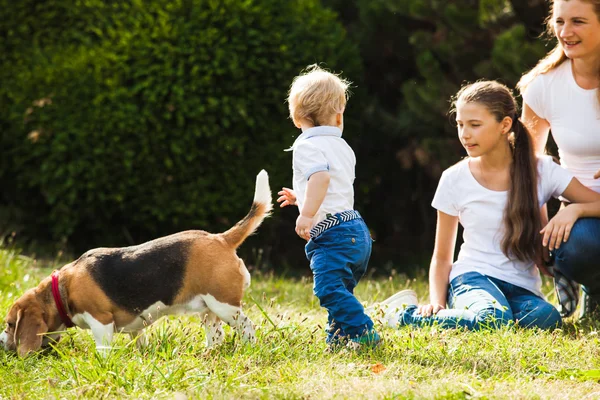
[0,170,272,356]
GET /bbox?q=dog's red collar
[51,271,75,328]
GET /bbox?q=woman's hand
[595,169,600,179]
[540,205,582,251]
[277,187,297,207]
[417,303,445,317]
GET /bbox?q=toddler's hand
[417,304,445,317]
[295,214,313,241]
[277,187,297,208]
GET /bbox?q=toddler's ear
[292,117,302,129]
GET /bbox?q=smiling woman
[518,0,600,320]
[554,2,600,68]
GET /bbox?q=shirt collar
[285,126,342,151]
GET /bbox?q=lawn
[1,246,600,399]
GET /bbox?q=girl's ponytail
[502,117,540,262]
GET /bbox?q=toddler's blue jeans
[399,271,562,330]
[553,217,600,301]
[305,217,374,342]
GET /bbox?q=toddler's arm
[296,171,330,241]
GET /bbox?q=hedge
[0,0,362,255]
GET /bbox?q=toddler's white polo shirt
[287,126,356,224]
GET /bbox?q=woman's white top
[432,156,573,296]
[522,60,600,193]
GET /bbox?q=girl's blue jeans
[553,217,600,300]
[399,271,562,330]
[305,217,374,342]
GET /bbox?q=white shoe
[365,289,418,328]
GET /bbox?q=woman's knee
[555,218,600,278]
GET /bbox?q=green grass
[1,246,600,399]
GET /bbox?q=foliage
[322,0,552,264]
[2,247,600,398]
[0,0,559,269]
[0,0,361,256]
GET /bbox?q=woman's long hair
[453,81,541,262]
[517,0,600,105]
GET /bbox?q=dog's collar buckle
[51,271,75,328]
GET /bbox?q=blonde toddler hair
[287,64,350,127]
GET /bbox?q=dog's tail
[221,170,273,248]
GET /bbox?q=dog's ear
[14,307,48,357]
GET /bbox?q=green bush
[0,0,361,253]
[319,0,551,267]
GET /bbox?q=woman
[518,0,600,319]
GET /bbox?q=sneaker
[579,291,600,321]
[365,289,418,328]
[346,329,381,350]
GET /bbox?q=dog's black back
[81,232,203,314]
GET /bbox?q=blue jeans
[399,272,562,330]
[553,217,600,299]
[305,217,374,341]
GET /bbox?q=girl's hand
[295,214,313,241]
[277,187,297,207]
[540,205,582,251]
[417,303,445,317]
[594,169,600,179]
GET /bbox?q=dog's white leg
[83,313,115,357]
[232,310,256,344]
[129,330,148,350]
[203,311,225,348]
[0,331,8,350]
[202,295,256,344]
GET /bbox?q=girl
[375,81,600,331]
[518,0,600,319]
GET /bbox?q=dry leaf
[371,362,386,374]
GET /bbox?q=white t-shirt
[432,155,573,297]
[288,126,355,224]
[522,60,600,193]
